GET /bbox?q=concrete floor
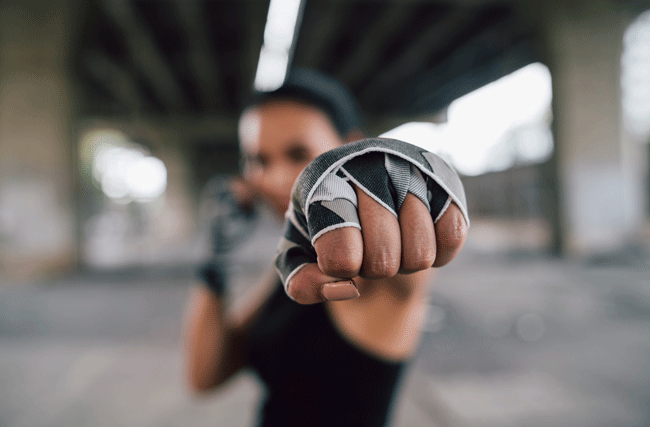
[1,249,649,427]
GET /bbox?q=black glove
[198,178,257,295]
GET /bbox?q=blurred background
[1,0,649,426]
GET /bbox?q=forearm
[326,270,433,361]
[183,268,279,394]
[183,286,242,393]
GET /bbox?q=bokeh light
[621,9,650,141]
[124,156,168,202]
[254,0,303,91]
[81,129,168,203]
[381,62,553,176]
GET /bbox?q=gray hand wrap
[274,138,469,290]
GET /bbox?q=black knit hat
[249,68,364,137]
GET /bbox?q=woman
[184,69,468,426]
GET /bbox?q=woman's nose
[266,165,293,192]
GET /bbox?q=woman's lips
[267,195,291,216]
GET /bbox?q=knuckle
[441,215,468,249]
[286,279,314,304]
[318,248,362,278]
[314,229,363,278]
[401,227,436,272]
[402,249,436,272]
[364,254,400,278]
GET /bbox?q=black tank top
[245,281,407,427]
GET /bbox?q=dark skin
[183,99,468,392]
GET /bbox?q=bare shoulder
[325,269,434,361]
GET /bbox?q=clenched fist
[274,138,469,304]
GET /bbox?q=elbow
[186,372,211,396]
[186,373,218,397]
[185,364,220,396]
[185,366,232,396]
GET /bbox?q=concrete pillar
[0,1,78,280]
[542,1,649,257]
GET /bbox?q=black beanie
[249,68,363,137]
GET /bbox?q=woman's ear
[344,128,366,144]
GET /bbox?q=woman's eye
[286,146,310,164]
[245,154,268,168]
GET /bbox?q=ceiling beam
[82,50,143,112]
[359,8,472,106]
[241,1,269,102]
[336,5,413,88]
[83,114,240,146]
[294,1,350,68]
[403,30,537,115]
[173,0,223,110]
[101,0,186,112]
[145,115,240,144]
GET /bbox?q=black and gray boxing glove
[274,137,469,292]
[198,178,257,296]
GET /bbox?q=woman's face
[239,100,344,217]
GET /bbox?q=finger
[286,263,359,304]
[432,202,468,267]
[399,192,436,273]
[355,186,401,279]
[313,225,363,279]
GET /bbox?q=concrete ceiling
[74,0,540,136]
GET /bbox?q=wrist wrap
[274,138,469,289]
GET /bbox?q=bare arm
[183,268,278,394]
[289,193,467,360]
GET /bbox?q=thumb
[286,264,359,304]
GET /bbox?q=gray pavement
[1,250,649,427]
